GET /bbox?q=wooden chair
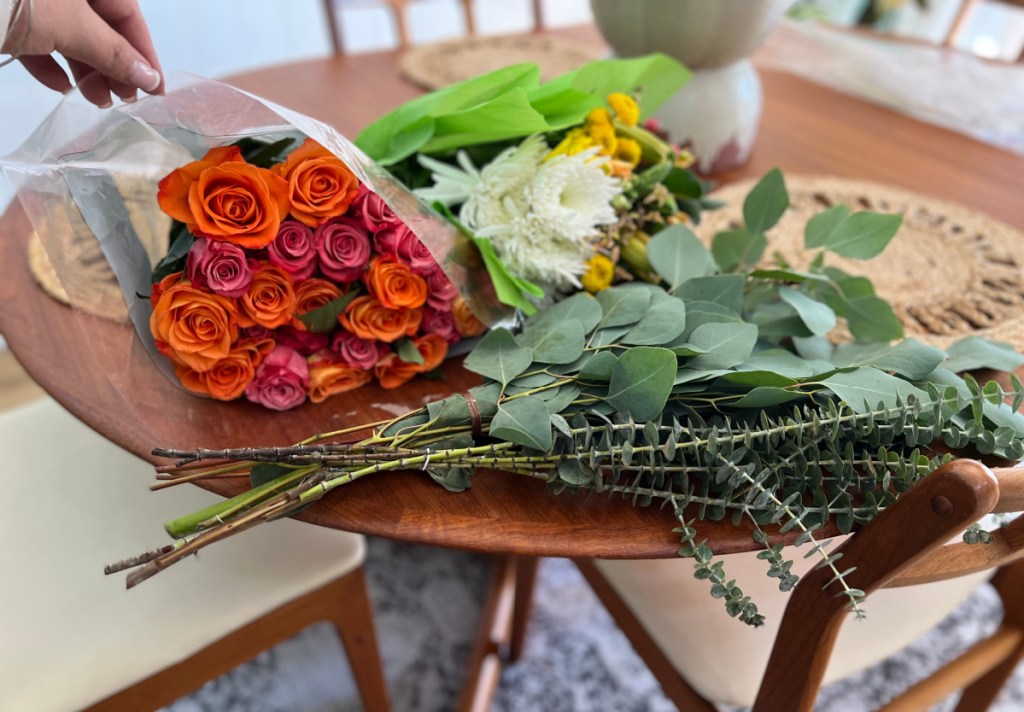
[570,459,1024,711]
[321,0,546,54]
[0,369,390,711]
[944,0,1024,59]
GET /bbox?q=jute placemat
[693,175,1024,351]
[400,33,603,90]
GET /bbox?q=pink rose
[185,238,255,297]
[375,225,438,275]
[274,325,330,356]
[315,217,371,283]
[331,330,386,371]
[353,187,401,233]
[268,220,317,280]
[244,345,309,411]
[240,325,273,341]
[422,306,460,345]
[426,268,458,310]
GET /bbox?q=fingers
[68,58,113,107]
[89,0,163,94]
[57,2,162,95]
[19,55,73,94]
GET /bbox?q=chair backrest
[321,0,547,54]
[753,459,1024,711]
[945,0,1024,59]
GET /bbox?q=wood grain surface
[2,27,1023,559]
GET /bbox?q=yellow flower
[614,137,642,167]
[548,127,596,159]
[581,254,615,293]
[607,93,640,127]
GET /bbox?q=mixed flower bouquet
[149,137,485,410]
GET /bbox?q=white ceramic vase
[590,0,794,173]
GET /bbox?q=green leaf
[944,337,1024,374]
[395,337,426,365]
[680,301,743,339]
[663,167,704,199]
[250,463,293,488]
[596,286,651,329]
[490,397,553,450]
[738,349,820,379]
[517,319,585,364]
[424,88,551,154]
[793,335,834,363]
[824,212,903,260]
[674,368,728,385]
[297,289,360,333]
[722,371,800,388]
[845,295,904,343]
[712,228,766,273]
[778,286,837,337]
[543,384,582,415]
[429,467,474,492]
[804,205,849,249]
[527,292,603,335]
[473,234,543,315]
[152,222,194,282]
[647,224,717,290]
[463,329,533,386]
[579,351,618,381]
[750,268,830,284]
[833,339,946,380]
[821,368,928,413]
[677,275,745,314]
[622,297,687,345]
[743,168,788,235]
[667,343,707,357]
[688,323,759,370]
[733,387,806,408]
[606,347,677,422]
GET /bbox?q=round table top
[2,29,1023,559]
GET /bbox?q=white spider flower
[477,209,592,289]
[529,148,620,243]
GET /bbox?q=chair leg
[329,565,391,712]
[509,555,540,662]
[954,560,1024,711]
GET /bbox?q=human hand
[2,0,163,107]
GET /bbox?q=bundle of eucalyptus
[118,171,1024,626]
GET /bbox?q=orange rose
[294,278,343,316]
[341,296,421,343]
[452,296,487,337]
[373,335,448,390]
[238,263,298,330]
[374,352,420,390]
[176,338,274,400]
[307,354,373,403]
[366,255,427,310]
[157,145,290,249]
[150,279,239,373]
[272,138,360,227]
[150,271,182,307]
[412,334,448,373]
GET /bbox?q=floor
[164,537,1024,712]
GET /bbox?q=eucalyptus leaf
[674,369,729,385]
[742,168,788,235]
[778,286,837,337]
[733,387,806,408]
[510,372,559,389]
[722,371,800,388]
[844,295,904,343]
[647,224,717,290]
[738,350,818,378]
[712,228,766,272]
[463,329,533,386]
[395,337,426,365]
[429,467,474,492]
[677,275,745,314]
[824,212,903,260]
[793,335,834,363]
[580,351,618,381]
[821,368,928,413]
[527,292,603,334]
[596,287,651,328]
[544,384,582,415]
[622,296,687,345]
[833,339,945,380]
[804,205,849,249]
[590,326,632,348]
[680,301,743,339]
[689,323,759,370]
[607,347,677,421]
[490,397,553,450]
[517,319,586,364]
[943,337,1024,374]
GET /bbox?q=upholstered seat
[0,397,368,712]
[596,547,990,707]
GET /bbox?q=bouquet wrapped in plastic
[1,76,499,411]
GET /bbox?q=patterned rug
[164,538,1024,712]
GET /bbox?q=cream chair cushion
[0,397,366,712]
[597,542,990,707]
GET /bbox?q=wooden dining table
[2,24,1023,711]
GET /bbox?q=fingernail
[122,94,137,104]
[129,60,161,93]
[99,99,113,109]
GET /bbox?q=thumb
[57,6,162,93]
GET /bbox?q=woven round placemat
[400,34,603,90]
[26,177,171,323]
[693,175,1024,351]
